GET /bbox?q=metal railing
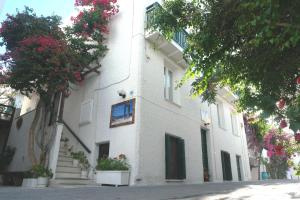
[61,120,91,154]
[146,2,188,49]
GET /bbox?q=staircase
[50,138,95,187]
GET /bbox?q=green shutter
[165,134,172,179]
[178,138,186,179]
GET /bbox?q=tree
[0,0,118,166]
[153,0,300,131]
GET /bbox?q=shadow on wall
[6,109,41,173]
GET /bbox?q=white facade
[9,0,251,186]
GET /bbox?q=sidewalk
[0,180,299,200]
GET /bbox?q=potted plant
[79,154,90,178]
[70,151,84,167]
[96,154,130,186]
[32,165,53,187]
[22,170,38,188]
[61,137,69,152]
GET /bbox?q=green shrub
[96,154,129,171]
[71,151,84,160]
[31,165,53,178]
[0,146,16,171]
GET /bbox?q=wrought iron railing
[146,2,188,49]
[61,120,91,154]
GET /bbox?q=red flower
[100,25,109,34]
[276,99,285,110]
[297,76,300,85]
[102,10,110,19]
[279,119,287,129]
[274,145,284,156]
[295,133,300,142]
[73,71,82,82]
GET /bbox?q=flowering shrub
[96,154,129,171]
[0,1,119,166]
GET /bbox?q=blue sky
[0,0,76,53]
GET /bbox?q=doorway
[98,142,109,160]
[221,151,232,181]
[201,129,210,182]
[236,155,242,181]
[165,134,186,180]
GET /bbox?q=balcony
[145,2,188,68]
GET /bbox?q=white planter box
[37,177,49,187]
[22,178,38,188]
[96,171,129,186]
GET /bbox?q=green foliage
[154,0,300,130]
[70,151,84,160]
[0,146,15,171]
[249,118,270,142]
[96,156,129,171]
[31,164,53,178]
[71,151,90,170]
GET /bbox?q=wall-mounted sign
[110,98,136,128]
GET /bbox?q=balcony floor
[145,31,188,69]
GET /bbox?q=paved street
[0,180,299,200]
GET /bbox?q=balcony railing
[146,2,188,49]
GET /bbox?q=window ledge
[164,99,181,108]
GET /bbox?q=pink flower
[279,119,287,129]
[276,99,285,110]
[295,133,300,142]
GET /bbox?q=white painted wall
[7,0,251,186]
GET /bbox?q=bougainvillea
[0,0,119,166]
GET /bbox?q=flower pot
[73,159,79,167]
[37,177,49,187]
[96,171,129,186]
[22,178,38,188]
[81,170,88,178]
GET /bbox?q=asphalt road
[0,180,299,200]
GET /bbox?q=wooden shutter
[165,134,172,179]
[178,138,186,179]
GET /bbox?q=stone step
[50,178,96,187]
[57,156,73,162]
[56,166,81,174]
[55,172,81,179]
[57,160,74,168]
[58,153,72,158]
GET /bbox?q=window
[110,99,136,128]
[165,134,186,180]
[164,67,173,101]
[98,142,110,160]
[217,103,225,129]
[231,112,239,136]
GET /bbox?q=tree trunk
[28,100,42,165]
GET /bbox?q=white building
[6,0,251,186]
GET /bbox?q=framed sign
[110,98,136,128]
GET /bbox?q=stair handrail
[60,120,91,154]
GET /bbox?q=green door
[221,151,232,181]
[236,155,242,181]
[165,134,186,179]
[201,129,209,181]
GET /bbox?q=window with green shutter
[165,134,186,180]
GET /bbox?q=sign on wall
[110,98,136,128]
